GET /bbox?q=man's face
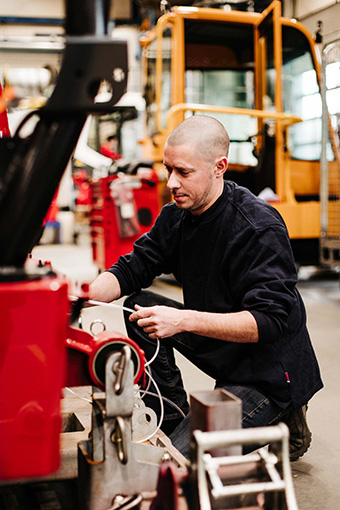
[164,142,224,216]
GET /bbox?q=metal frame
[188,424,299,510]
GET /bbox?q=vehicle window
[144,27,171,136]
[280,26,334,161]
[184,20,257,166]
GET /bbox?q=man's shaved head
[166,115,230,164]
[164,115,229,215]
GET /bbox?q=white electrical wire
[69,295,135,315]
[69,295,161,367]
[142,390,186,419]
[68,295,184,442]
[144,338,160,367]
[134,367,164,444]
[64,386,92,403]
[136,370,152,399]
[136,366,186,419]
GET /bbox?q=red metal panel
[0,277,69,480]
[0,82,11,137]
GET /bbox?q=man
[89,115,323,461]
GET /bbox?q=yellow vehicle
[138,0,340,266]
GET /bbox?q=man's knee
[124,292,140,311]
[124,290,160,310]
[123,291,163,334]
[124,290,181,310]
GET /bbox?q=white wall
[0,0,64,17]
[0,0,64,38]
[0,0,131,25]
[284,0,333,18]
[284,0,340,44]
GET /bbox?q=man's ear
[215,156,228,178]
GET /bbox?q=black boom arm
[0,0,127,267]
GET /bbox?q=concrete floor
[31,238,340,510]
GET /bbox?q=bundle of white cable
[68,297,184,443]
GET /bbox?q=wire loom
[67,297,185,444]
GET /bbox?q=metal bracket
[112,345,130,396]
[45,37,127,114]
[78,347,167,510]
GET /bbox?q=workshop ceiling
[113,0,279,25]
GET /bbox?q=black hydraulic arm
[0,0,127,267]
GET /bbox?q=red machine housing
[0,275,69,480]
[90,168,159,271]
[66,327,145,390]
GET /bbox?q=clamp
[77,345,168,510]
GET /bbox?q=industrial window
[281,26,334,161]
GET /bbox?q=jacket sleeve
[106,203,181,296]
[228,222,299,344]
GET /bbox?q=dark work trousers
[123,290,286,458]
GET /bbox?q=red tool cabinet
[90,168,160,271]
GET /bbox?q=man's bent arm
[183,309,258,343]
[89,271,121,302]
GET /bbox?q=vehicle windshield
[280,26,333,161]
[183,18,332,164]
[184,19,257,166]
[143,16,333,165]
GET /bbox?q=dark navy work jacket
[108,181,323,409]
